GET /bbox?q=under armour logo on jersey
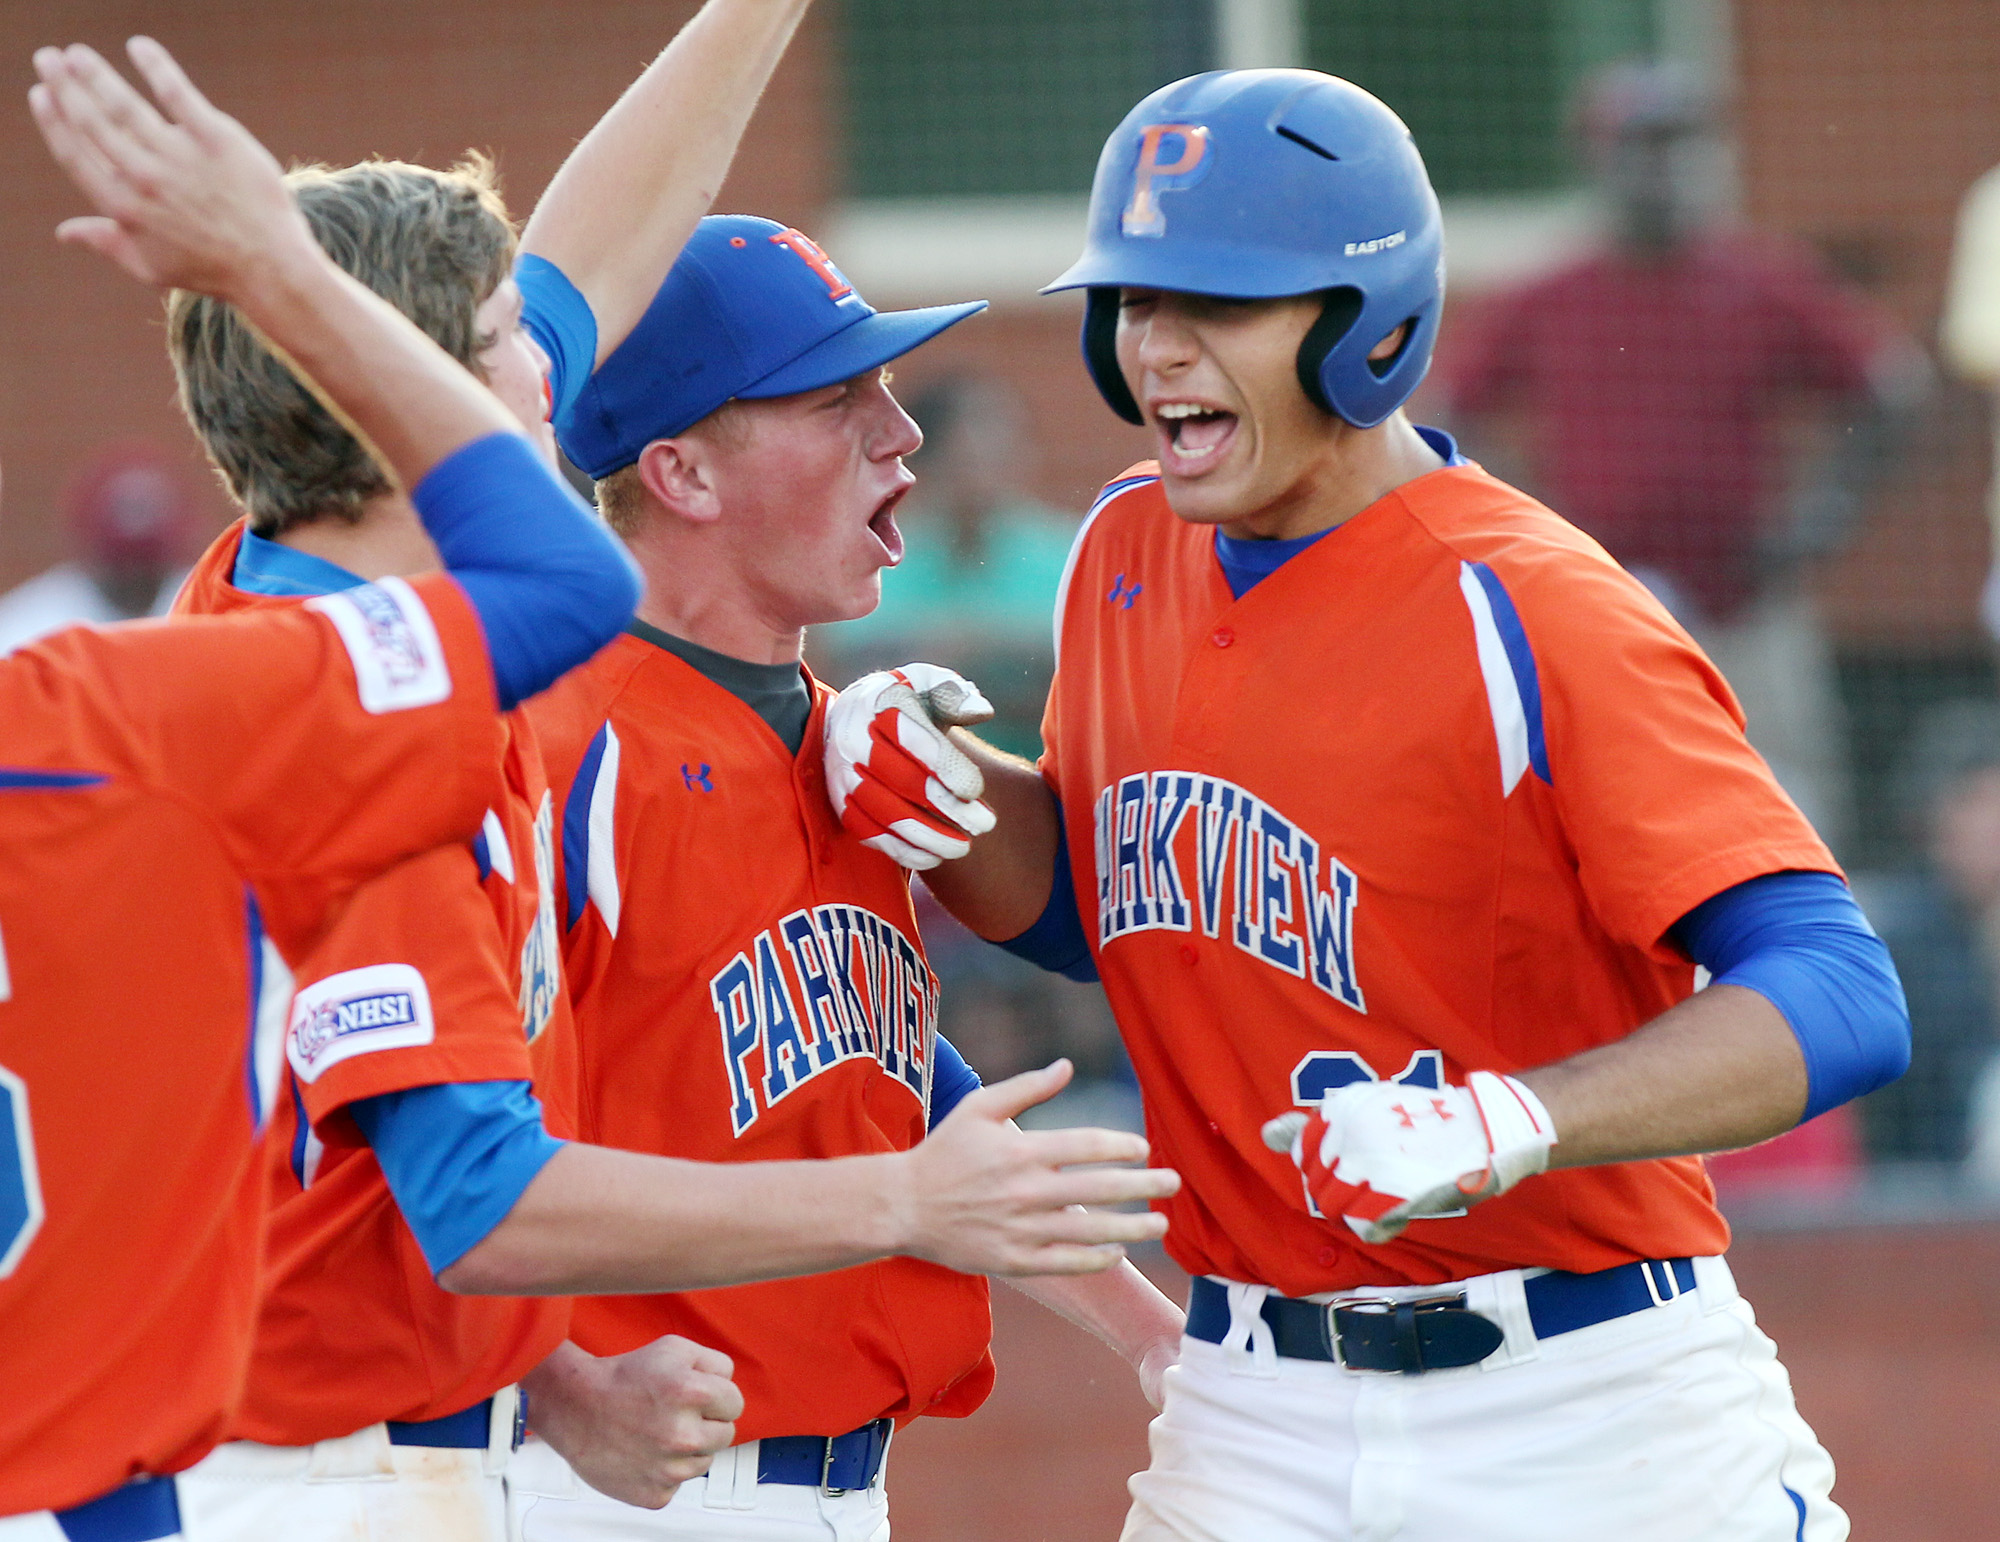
[1123,123,1212,238]
[1107,574,1143,610]
[768,227,854,300]
[682,763,714,793]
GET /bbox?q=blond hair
[167,155,515,535]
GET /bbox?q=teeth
[1156,403,1215,420]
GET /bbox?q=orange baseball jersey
[531,635,994,1442]
[0,574,499,1514]
[1041,461,1839,1298]
[174,521,575,1444]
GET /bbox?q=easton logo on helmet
[1123,123,1212,238]
[1344,230,1408,257]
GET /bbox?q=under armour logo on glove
[1261,1070,1556,1244]
[823,663,997,871]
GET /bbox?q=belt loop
[1640,1260,1682,1308]
[485,1388,519,1477]
[1391,1302,1423,1373]
[872,1420,893,1491]
[1220,1280,1280,1379]
[304,1423,396,1483]
[732,1439,761,1510]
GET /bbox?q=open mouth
[867,486,908,566]
[1154,401,1239,475]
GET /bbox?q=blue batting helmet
[1043,69,1444,430]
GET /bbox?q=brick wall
[1735,0,2000,643]
[0,0,833,588]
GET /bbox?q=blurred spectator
[0,444,199,652]
[1444,60,1929,852]
[811,374,1078,759]
[1940,162,2000,642]
[1853,700,2000,1168]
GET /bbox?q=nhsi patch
[287,963,435,1083]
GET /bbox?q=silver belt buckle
[1326,1295,1397,1373]
[820,1435,848,1498]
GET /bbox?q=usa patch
[308,576,452,714]
[287,963,435,1083]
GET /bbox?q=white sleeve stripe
[480,808,516,884]
[1458,561,1531,797]
[586,723,623,939]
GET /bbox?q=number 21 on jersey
[1286,1047,1458,1219]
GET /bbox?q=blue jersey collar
[1212,425,1465,598]
[233,529,365,598]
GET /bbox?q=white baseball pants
[509,1435,890,1542]
[174,1395,520,1542]
[1124,1255,1845,1542]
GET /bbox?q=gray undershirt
[627,618,813,755]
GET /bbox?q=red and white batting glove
[824,664,997,871]
[1261,1072,1556,1245]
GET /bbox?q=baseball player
[822,70,1914,1540]
[508,213,1187,1540]
[2,37,640,1534]
[158,7,1174,1535]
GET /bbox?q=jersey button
[1178,943,1198,965]
[1317,1246,1337,1266]
[1210,626,1235,648]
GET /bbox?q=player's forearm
[230,241,525,492]
[1009,1255,1185,1373]
[1520,984,1809,1169]
[522,0,814,364]
[922,733,1063,939]
[441,1142,908,1296]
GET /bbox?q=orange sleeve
[284,842,535,1125]
[1511,546,1839,955]
[114,573,501,898]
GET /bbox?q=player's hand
[1261,1071,1555,1245]
[1135,1332,1180,1411]
[29,37,318,301]
[824,663,997,870]
[521,1337,742,1509]
[898,1060,1179,1275]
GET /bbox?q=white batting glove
[824,664,997,871]
[1261,1071,1556,1245]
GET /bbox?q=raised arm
[521,0,815,365]
[31,39,639,705]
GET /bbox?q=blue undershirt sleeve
[1670,870,1910,1122]
[349,1078,566,1275]
[928,1034,984,1131]
[411,433,640,709]
[515,253,598,426]
[993,813,1099,983]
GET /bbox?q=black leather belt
[756,1418,892,1494]
[1186,1257,1697,1374]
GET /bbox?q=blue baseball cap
[558,215,988,478]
